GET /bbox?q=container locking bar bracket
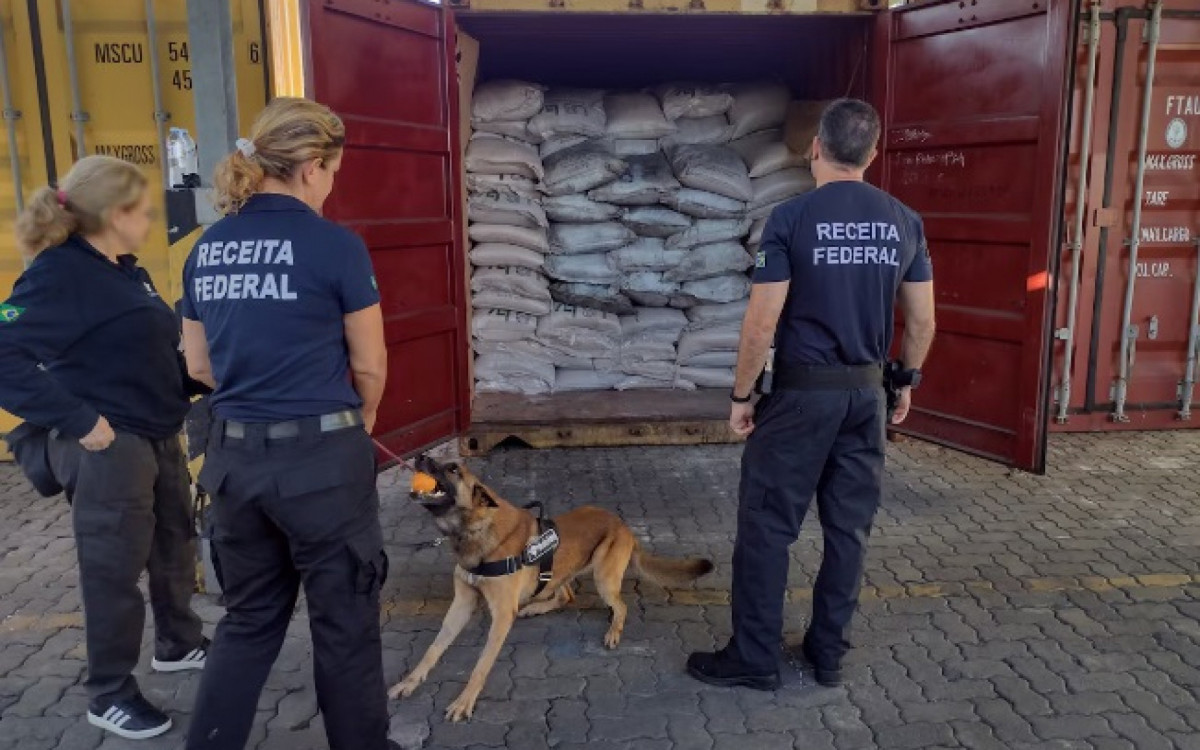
[1178,237,1200,421]
[1055,1,1103,424]
[1113,0,1163,423]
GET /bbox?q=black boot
[686,646,781,691]
[788,640,843,687]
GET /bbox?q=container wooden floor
[462,389,736,454]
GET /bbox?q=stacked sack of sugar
[534,89,641,383]
[735,94,826,257]
[663,81,813,389]
[466,80,556,395]
[538,90,685,389]
[539,89,635,318]
[467,79,821,396]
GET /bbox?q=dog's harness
[467,502,559,598]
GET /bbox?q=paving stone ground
[1,431,1199,749]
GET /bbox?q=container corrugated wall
[1051,3,1200,433]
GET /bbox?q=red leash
[372,437,418,473]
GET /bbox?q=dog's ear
[472,484,499,509]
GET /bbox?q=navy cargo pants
[48,431,204,704]
[727,384,886,673]
[185,419,390,750]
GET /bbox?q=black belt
[774,363,884,391]
[221,409,363,440]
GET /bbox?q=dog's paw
[388,676,423,700]
[445,693,477,723]
[604,629,622,649]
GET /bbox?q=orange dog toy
[411,472,438,495]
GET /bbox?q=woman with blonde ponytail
[181,98,392,750]
[0,155,210,740]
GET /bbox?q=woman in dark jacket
[0,155,209,740]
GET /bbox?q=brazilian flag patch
[0,304,25,323]
[370,275,378,290]
[755,251,767,269]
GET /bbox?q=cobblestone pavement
[1,431,1199,749]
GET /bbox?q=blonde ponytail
[15,188,79,258]
[213,97,346,215]
[15,155,147,257]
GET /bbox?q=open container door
[289,0,470,460]
[874,0,1076,473]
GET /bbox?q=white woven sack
[667,144,753,202]
[665,218,751,250]
[543,194,623,223]
[587,152,681,206]
[469,243,545,270]
[726,81,791,140]
[663,242,754,283]
[608,238,687,273]
[468,223,549,253]
[464,134,544,180]
[472,309,538,342]
[659,115,734,149]
[675,275,752,307]
[527,88,607,140]
[471,80,545,123]
[549,222,636,255]
[654,83,734,121]
[542,142,627,196]
[604,92,677,139]
[543,253,621,285]
[467,189,548,229]
[750,168,816,210]
[620,207,692,238]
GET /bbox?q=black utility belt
[220,409,363,441]
[774,363,884,391]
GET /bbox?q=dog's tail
[632,546,714,588]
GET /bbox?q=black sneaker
[789,641,843,687]
[152,637,209,673]
[686,647,781,691]
[87,694,172,740]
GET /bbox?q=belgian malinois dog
[389,455,714,722]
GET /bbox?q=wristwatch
[730,390,753,404]
[891,365,922,389]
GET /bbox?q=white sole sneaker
[87,709,172,740]
[152,645,207,673]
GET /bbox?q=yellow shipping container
[0,0,269,454]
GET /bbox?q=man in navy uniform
[687,98,936,690]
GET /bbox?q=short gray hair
[817,98,881,169]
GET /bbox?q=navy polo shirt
[752,181,933,366]
[0,236,192,439]
[181,193,380,422]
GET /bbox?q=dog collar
[468,502,559,598]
